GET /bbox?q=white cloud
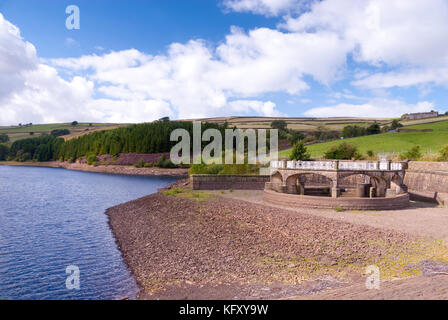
[282,0,448,90]
[0,13,175,125]
[228,100,284,116]
[304,99,436,118]
[2,0,448,125]
[0,13,37,104]
[85,99,173,123]
[65,37,79,48]
[49,27,349,121]
[223,0,307,16]
[352,68,448,89]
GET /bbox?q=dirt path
[222,190,448,244]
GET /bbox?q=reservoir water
[0,165,177,300]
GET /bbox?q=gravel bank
[0,161,188,177]
[106,181,448,299]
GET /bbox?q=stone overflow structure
[190,159,448,210]
[264,160,410,210]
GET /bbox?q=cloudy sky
[0,0,447,125]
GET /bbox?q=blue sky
[0,0,447,125]
[0,0,277,57]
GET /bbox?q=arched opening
[271,171,283,184]
[286,173,333,197]
[390,173,405,195]
[338,173,386,198]
[268,171,283,192]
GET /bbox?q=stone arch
[337,172,387,197]
[390,173,404,194]
[285,172,333,196]
[271,171,283,185]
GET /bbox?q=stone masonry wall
[404,161,448,193]
[404,161,448,204]
[191,174,270,190]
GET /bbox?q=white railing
[339,161,379,171]
[390,162,403,170]
[271,160,404,171]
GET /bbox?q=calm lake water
[0,165,177,300]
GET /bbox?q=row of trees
[50,129,70,137]
[7,135,64,162]
[342,122,381,138]
[7,121,228,162]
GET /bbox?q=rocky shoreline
[0,161,189,177]
[105,179,448,300]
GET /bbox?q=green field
[279,120,448,159]
[196,116,394,132]
[0,122,124,144]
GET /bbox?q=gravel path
[223,190,448,244]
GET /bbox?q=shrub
[287,131,305,145]
[219,163,257,175]
[163,188,183,196]
[50,129,70,137]
[271,120,287,131]
[324,142,362,160]
[342,125,366,138]
[400,146,422,161]
[366,150,375,158]
[16,151,32,162]
[438,145,448,161]
[156,154,177,168]
[86,154,98,165]
[189,162,224,175]
[289,142,310,161]
[134,158,146,168]
[366,122,381,135]
[144,162,154,168]
[391,120,403,130]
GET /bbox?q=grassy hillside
[0,123,125,144]
[279,120,448,159]
[193,116,394,132]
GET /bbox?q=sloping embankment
[106,182,448,300]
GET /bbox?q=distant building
[406,110,439,120]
